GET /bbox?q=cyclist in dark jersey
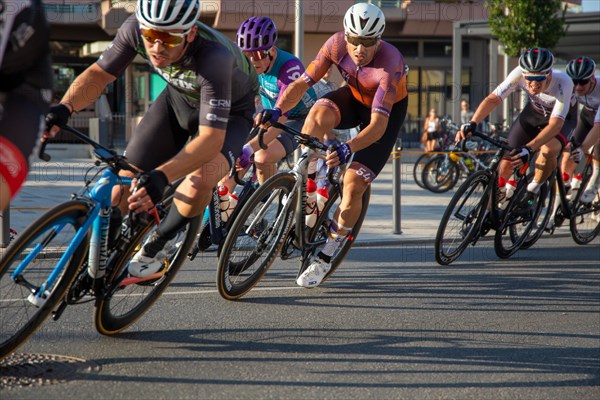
[0,0,52,210]
[44,0,258,278]
[260,3,408,288]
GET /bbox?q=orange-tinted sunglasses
[140,27,189,48]
[243,50,270,61]
[345,34,378,48]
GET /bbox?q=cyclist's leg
[561,109,592,192]
[253,118,300,183]
[298,96,407,287]
[112,88,189,213]
[0,87,48,210]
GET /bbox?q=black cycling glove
[45,104,71,131]
[460,121,477,136]
[136,170,169,206]
[509,146,533,164]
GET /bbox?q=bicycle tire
[94,199,201,335]
[422,154,460,193]
[494,178,540,258]
[569,166,600,244]
[520,175,554,249]
[0,201,91,360]
[413,153,432,189]
[216,172,296,300]
[435,171,491,265]
[304,184,371,283]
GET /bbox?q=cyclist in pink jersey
[259,3,408,288]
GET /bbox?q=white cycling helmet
[343,3,385,38]
[136,0,200,31]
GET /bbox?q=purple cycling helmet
[236,16,277,51]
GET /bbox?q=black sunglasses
[573,78,590,86]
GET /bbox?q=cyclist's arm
[60,63,116,113]
[471,94,503,125]
[581,122,600,152]
[274,78,311,115]
[345,112,388,153]
[46,63,116,138]
[157,126,226,182]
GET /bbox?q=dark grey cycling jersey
[97,15,258,130]
[0,0,52,92]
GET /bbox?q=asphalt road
[2,236,599,399]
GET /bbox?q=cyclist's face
[523,71,551,96]
[573,76,594,96]
[142,26,196,68]
[245,48,273,74]
[345,35,379,67]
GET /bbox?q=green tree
[486,0,567,57]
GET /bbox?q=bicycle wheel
[435,171,491,265]
[413,153,432,189]
[0,201,91,360]
[569,167,600,244]
[304,184,371,283]
[95,202,201,335]
[422,154,460,193]
[494,179,541,258]
[520,175,554,249]
[216,172,297,300]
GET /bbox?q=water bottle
[497,176,508,210]
[305,178,318,227]
[315,187,329,215]
[227,192,239,221]
[218,185,231,222]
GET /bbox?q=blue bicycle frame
[12,164,133,303]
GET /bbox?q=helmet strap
[264,50,275,74]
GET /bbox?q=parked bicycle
[413,115,462,189]
[435,130,548,265]
[0,125,201,360]
[216,122,370,300]
[421,141,495,193]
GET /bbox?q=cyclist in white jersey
[565,56,600,204]
[458,48,576,210]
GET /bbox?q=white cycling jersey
[493,67,575,120]
[574,74,600,124]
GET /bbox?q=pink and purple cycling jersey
[493,67,575,120]
[301,32,407,118]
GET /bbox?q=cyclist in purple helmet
[231,16,321,184]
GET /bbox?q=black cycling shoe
[513,191,536,219]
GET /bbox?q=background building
[44,0,600,149]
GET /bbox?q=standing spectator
[460,99,474,124]
[423,108,442,152]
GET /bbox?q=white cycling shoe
[296,256,331,288]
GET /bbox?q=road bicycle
[435,130,548,265]
[216,121,370,300]
[0,125,200,360]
